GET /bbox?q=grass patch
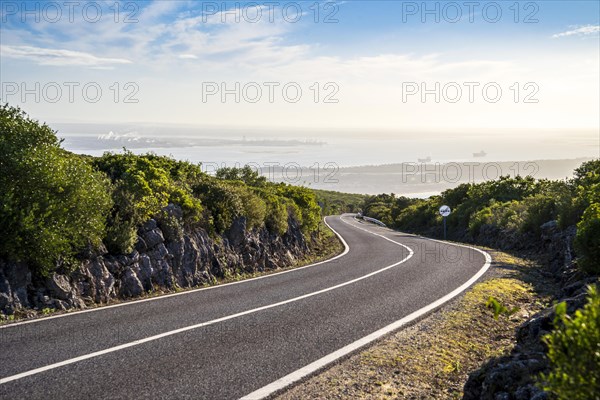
[277,250,556,399]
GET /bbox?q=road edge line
[240,222,492,400]
[0,216,414,384]
[1,217,350,329]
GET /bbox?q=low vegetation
[312,189,367,216]
[361,160,600,275]
[0,104,324,277]
[541,284,600,399]
[0,105,113,274]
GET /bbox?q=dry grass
[277,250,555,400]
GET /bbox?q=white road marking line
[0,216,413,385]
[240,218,492,400]
[1,217,350,330]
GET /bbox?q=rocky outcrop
[539,222,577,275]
[0,261,31,315]
[0,214,309,316]
[462,221,596,400]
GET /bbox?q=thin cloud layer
[552,25,600,38]
[0,45,132,67]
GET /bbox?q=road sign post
[443,216,447,240]
[439,205,451,240]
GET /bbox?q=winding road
[0,214,490,399]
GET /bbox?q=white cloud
[0,1,308,70]
[0,45,132,67]
[552,25,600,38]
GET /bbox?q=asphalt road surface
[0,214,490,399]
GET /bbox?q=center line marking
[0,215,413,385]
[241,217,491,400]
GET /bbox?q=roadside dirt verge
[276,249,558,399]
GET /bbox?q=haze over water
[58,124,598,168]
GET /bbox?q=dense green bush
[193,177,245,234]
[573,160,600,202]
[215,166,267,187]
[364,202,393,225]
[363,170,599,240]
[396,199,440,233]
[541,285,600,399]
[207,167,322,235]
[94,152,203,253]
[255,188,289,235]
[467,194,559,236]
[557,160,600,228]
[236,186,267,230]
[277,184,321,234]
[0,104,113,274]
[362,176,547,236]
[574,203,600,275]
[519,194,559,234]
[362,194,417,228]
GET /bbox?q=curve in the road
[0,215,491,399]
[0,217,351,330]
[0,216,414,385]
[242,216,491,399]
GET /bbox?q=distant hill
[267,158,593,197]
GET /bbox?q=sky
[1,1,599,138]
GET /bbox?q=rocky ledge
[0,215,309,316]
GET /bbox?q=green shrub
[395,199,439,233]
[573,160,600,199]
[94,152,203,252]
[574,203,600,275]
[468,201,520,234]
[104,216,138,254]
[468,206,493,236]
[485,296,519,320]
[277,184,321,234]
[364,202,393,226]
[193,177,243,234]
[519,194,558,234]
[541,285,600,399]
[215,166,267,187]
[0,104,113,274]
[156,210,184,242]
[558,160,600,229]
[236,187,267,230]
[468,194,559,237]
[255,188,289,235]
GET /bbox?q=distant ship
[473,150,487,158]
[418,156,432,163]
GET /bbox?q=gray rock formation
[0,214,309,316]
[0,261,31,314]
